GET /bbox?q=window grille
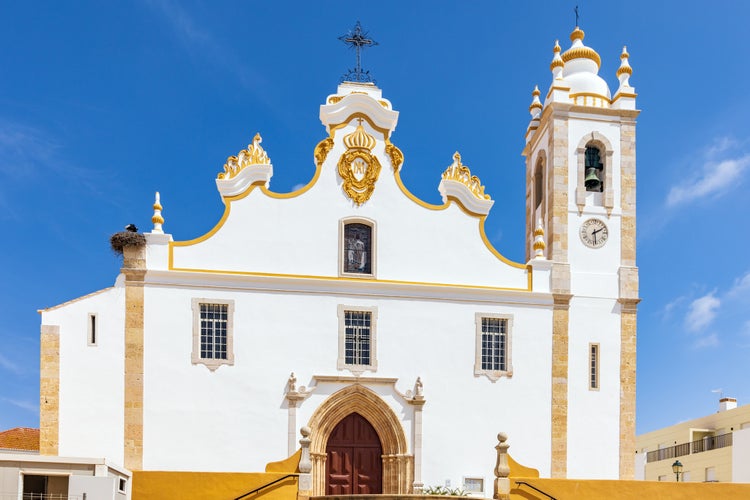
[481,318,507,371]
[344,310,371,365]
[200,303,228,360]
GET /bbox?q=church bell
[585,167,601,190]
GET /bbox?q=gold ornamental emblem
[337,120,381,205]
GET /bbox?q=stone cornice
[143,269,552,307]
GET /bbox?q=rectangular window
[87,313,97,346]
[481,318,507,371]
[200,303,228,360]
[191,299,234,370]
[118,478,127,493]
[589,343,600,390]
[344,311,371,365]
[340,219,376,278]
[474,313,513,381]
[463,477,484,494]
[337,305,377,374]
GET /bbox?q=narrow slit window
[88,313,97,346]
[589,343,600,390]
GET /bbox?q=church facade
[39,25,639,494]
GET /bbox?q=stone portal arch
[307,384,413,495]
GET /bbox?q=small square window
[337,305,377,374]
[118,478,127,492]
[192,299,235,370]
[463,477,484,494]
[474,313,513,381]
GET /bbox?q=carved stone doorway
[307,384,413,495]
[326,412,383,494]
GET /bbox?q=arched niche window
[584,145,604,193]
[340,218,376,278]
[534,159,545,213]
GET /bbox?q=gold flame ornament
[337,120,381,205]
[218,133,271,180]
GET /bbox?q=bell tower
[522,27,639,480]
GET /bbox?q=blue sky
[1,1,749,437]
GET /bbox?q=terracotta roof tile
[0,427,40,451]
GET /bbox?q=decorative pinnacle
[533,218,546,258]
[616,46,633,78]
[550,40,564,73]
[529,85,543,118]
[151,191,164,234]
[339,21,378,84]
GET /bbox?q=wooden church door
[326,412,383,494]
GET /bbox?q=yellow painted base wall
[510,477,750,499]
[133,471,298,500]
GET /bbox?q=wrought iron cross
[339,21,378,83]
[575,5,580,26]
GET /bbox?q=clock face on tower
[580,218,609,248]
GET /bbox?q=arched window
[534,160,544,213]
[340,218,376,277]
[584,145,604,192]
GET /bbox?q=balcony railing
[646,432,733,463]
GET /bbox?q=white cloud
[684,291,721,332]
[2,398,38,413]
[666,154,750,207]
[693,333,719,349]
[728,271,750,298]
[661,295,686,320]
[0,353,22,375]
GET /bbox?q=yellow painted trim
[169,119,529,282]
[167,266,531,292]
[328,112,391,140]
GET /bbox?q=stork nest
[110,231,146,255]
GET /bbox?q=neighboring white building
[0,452,131,500]
[635,398,750,483]
[38,25,639,495]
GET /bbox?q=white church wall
[566,296,621,478]
[171,119,528,291]
[141,282,553,478]
[42,286,126,467]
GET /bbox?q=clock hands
[592,226,603,244]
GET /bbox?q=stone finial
[528,86,542,119]
[533,218,546,259]
[616,46,633,89]
[550,40,564,79]
[494,432,510,500]
[299,426,312,473]
[151,191,164,234]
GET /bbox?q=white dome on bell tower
[561,27,611,100]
